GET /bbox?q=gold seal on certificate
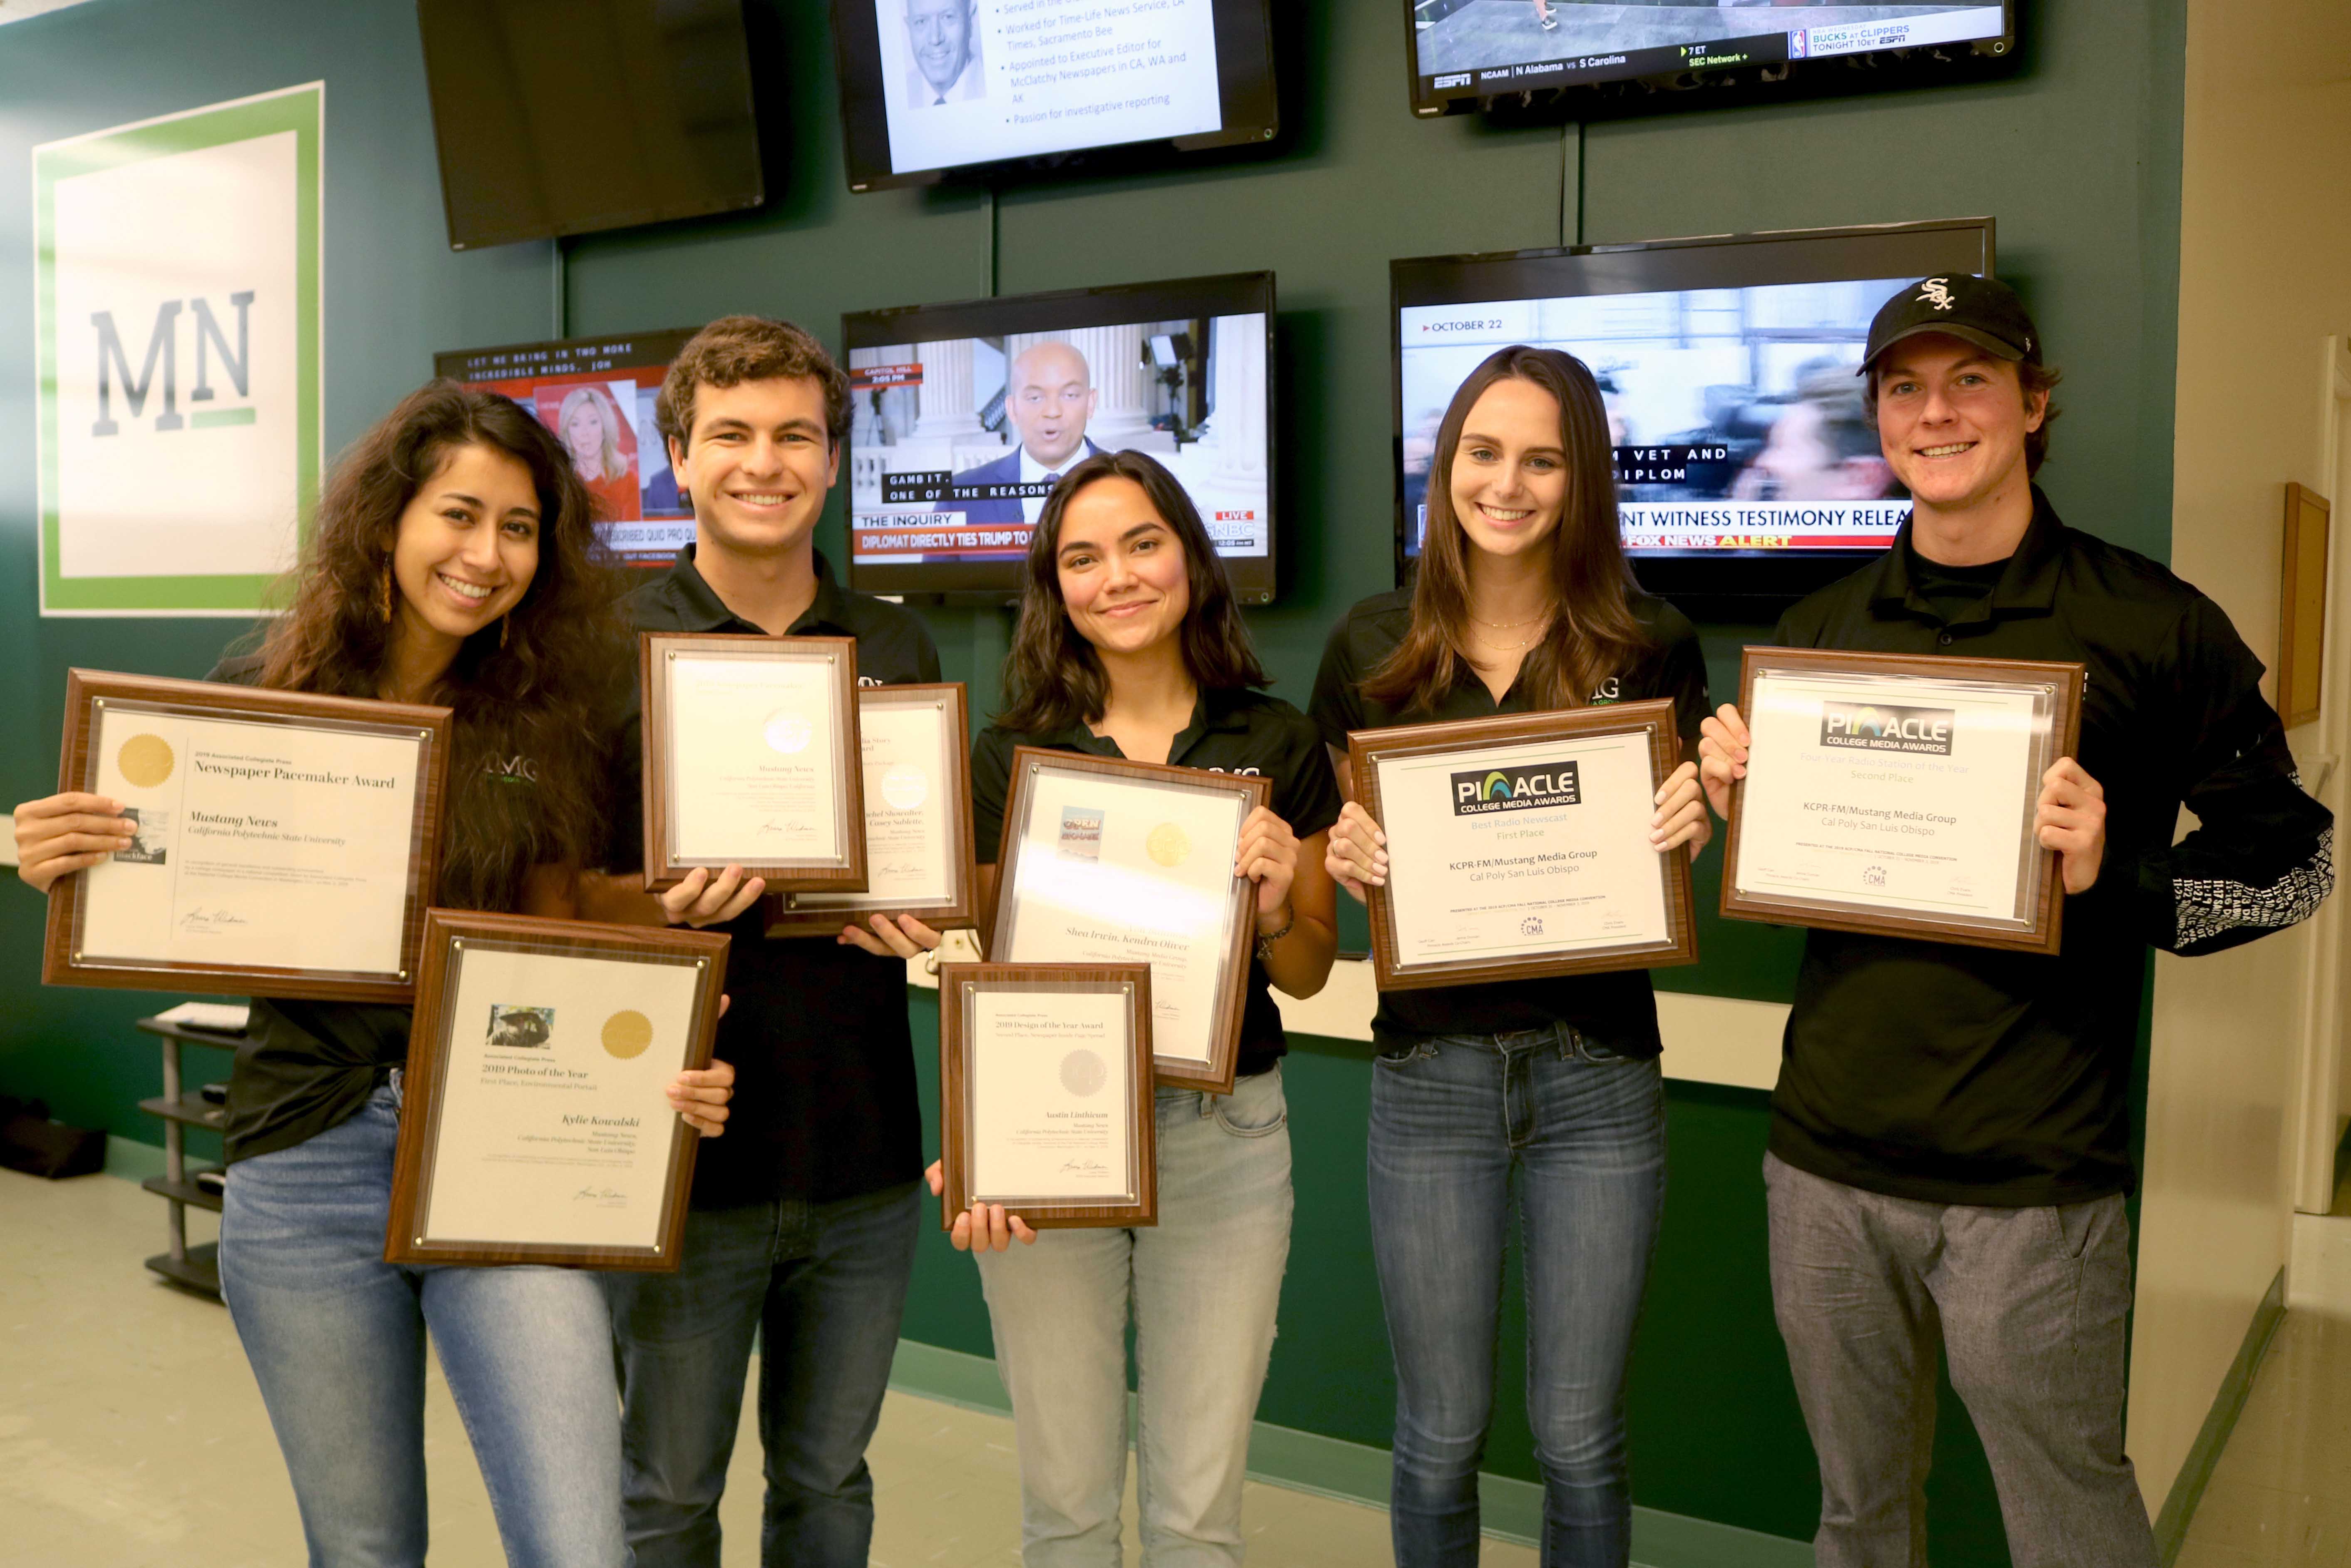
[990,749,1270,1094]
[763,683,979,938]
[936,963,1157,1231]
[1720,647,2085,953]
[385,911,729,1270]
[640,632,867,894]
[1349,700,1699,991]
[43,670,453,1003]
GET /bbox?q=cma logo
[89,291,254,436]
[1819,702,1955,756]
[1450,759,1580,816]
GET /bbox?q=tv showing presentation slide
[1406,2,2011,115]
[434,329,698,568]
[844,272,1275,603]
[831,0,1278,191]
[1393,220,1993,603]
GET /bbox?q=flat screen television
[1405,1,2015,119]
[417,0,764,249]
[843,272,1276,604]
[1392,218,1994,608]
[830,0,1279,193]
[434,329,701,569]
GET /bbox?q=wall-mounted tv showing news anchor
[434,329,702,569]
[1392,218,1995,610]
[1404,1,2015,120]
[844,273,1276,605]
[831,0,1279,192]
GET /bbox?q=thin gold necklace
[1469,608,1551,630]
[1469,624,1549,651]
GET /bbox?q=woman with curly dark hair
[13,382,732,1567]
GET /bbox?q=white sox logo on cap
[1918,278,1955,310]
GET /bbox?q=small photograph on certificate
[641,633,867,893]
[1352,701,1698,990]
[1722,648,2083,953]
[46,671,451,1004]
[991,750,1268,1093]
[766,684,978,938]
[386,912,729,1270]
[938,963,1156,1230]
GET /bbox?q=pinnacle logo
[1917,278,1955,312]
[1820,702,1954,755]
[1449,759,1580,816]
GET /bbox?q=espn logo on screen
[1450,761,1580,816]
[1818,702,1955,755]
[1433,72,1473,90]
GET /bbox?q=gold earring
[499,615,510,650]
[379,562,393,624]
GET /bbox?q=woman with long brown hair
[1309,347,1710,1568]
[12,382,730,1567]
[932,449,1340,1564]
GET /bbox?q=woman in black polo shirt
[935,449,1339,1564]
[13,383,731,1566]
[1310,347,1710,1568]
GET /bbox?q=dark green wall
[0,0,2185,1557]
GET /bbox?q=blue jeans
[1368,1025,1667,1568]
[603,1180,923,1568]
[218,1082,625,1568]
[975,1065,1295,1566]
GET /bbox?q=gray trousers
[1763,1152,2159,1568]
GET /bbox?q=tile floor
[0,1167,1538,1566]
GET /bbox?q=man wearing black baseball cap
[1697,275,2334,1565]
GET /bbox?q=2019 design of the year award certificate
[785,696,952,915]
[967,987,1136,1204]
[1376,732,1673,969]
[76,705,424,977]
[664,651,843,866]
[999,771,1247,1069]
[1734,671,2041,923]
[418,945,703,1251]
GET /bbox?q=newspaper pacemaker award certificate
[641,633,867,893]
[1350,701,1697,990]
[45,670,451,1003]
[386,911,729,1270]
[937,963,1156,1231]
[990,749,1270,1093]
[1721,647,2083,954]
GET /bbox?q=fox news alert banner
[875,0,1224,179]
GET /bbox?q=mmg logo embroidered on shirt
[1819,702,1955,755]
[1449,761,1581,816]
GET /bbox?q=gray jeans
[1763,1152,2159,1568]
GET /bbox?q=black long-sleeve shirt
[1766,489,2334,1206]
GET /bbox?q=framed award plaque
[43,670,452,1004]
[1720,646,2086,953]
[1348,699,1699,990]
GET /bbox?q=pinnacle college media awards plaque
[764,683,978,939]
[990,749,1269,1094]
[641,632,867,894]
[1348,700,1698,991]
[385,911,729,1269]
[43,670,452,1004]
[1721,647,2085,953]
[936,963,1157,1231]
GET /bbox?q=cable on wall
[551,236,568,338]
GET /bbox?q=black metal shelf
[138,1093,226,1132]
[136,1012,241,1301]
[141,1171,224,1213]
[145,1243,220,1297]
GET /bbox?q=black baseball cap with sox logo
[1858,273,2042,374]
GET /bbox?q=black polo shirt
[971,687,1344,1081]
[605,545,941,1207]
[1768,489,2334,1207]
[1308,589,1710,1048]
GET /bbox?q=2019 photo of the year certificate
[1350,700,1698,990]
[1721,647,2084,953]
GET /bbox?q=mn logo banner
[36,84,322,615]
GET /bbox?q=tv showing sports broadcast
[1406,1,2011,116]
[844,273,1275,603]
[433,329,698,568]
[1393,220,1993,604]
[831,0,1279,191]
